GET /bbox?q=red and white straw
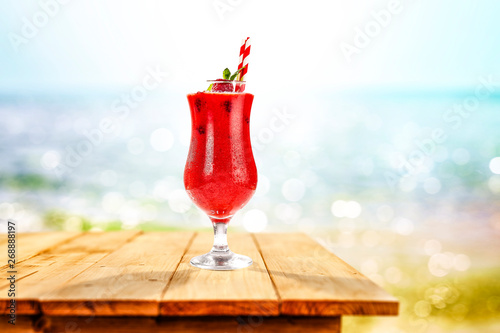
[237,37,251,81]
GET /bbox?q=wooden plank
[17,315,340,333]
[40,232,195,316]
[0,232,80,268]
[160,232,279,316]
[0,231,141,315]
[253,233,399,316]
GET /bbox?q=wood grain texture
[0,231,141,315]
[0,231,399,323]
[253,233,399,316]
[2,315,340,333]
[0,232,80,268]
[160,232,279,316]
[40,232,195,316]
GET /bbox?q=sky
[0,0,499,93]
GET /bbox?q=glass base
[190,250,253,270]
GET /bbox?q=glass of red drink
[184,80,257,270]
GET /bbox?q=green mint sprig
[229,66,246,80]
[207,66,247,91]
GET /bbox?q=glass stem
[211,220,230,252]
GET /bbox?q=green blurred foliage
[42,210,205,232]
[0,173,61,190]
[43,210,93,231]
[343,268,500,332]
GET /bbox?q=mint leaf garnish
[229,65,246,81]
[223,68,231,80]
[206,66,247,91]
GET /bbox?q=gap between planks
[252,233,399,316]
[158,232,197,302]
[0,231,143,315]
[250,233,282,313]
[159,232,279,316]
[44,231,144,289]
[0,232,83,269]
[39,231,193,316]
[2,232,399,318]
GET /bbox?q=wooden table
[0,231,398,332]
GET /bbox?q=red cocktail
[184,80,257,270]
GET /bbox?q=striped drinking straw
[236,37,251,91]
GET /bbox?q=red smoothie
[184,91,257,221]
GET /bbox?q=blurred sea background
[1,1,499,332]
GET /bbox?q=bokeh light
[243,209,268,232]
[167,189,192,213]
[254,174,270,197]
[489,157,500,174]
[150,128,174,152]
[392,217,414,236]
[452,148,470,165]
[423,177,441,194]
[41,150,61,170]
[281,178,306,202]
[424,239,442,256]
[101,192,125,213]
[331,200,362,218]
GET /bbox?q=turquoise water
[0,91,499,236]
